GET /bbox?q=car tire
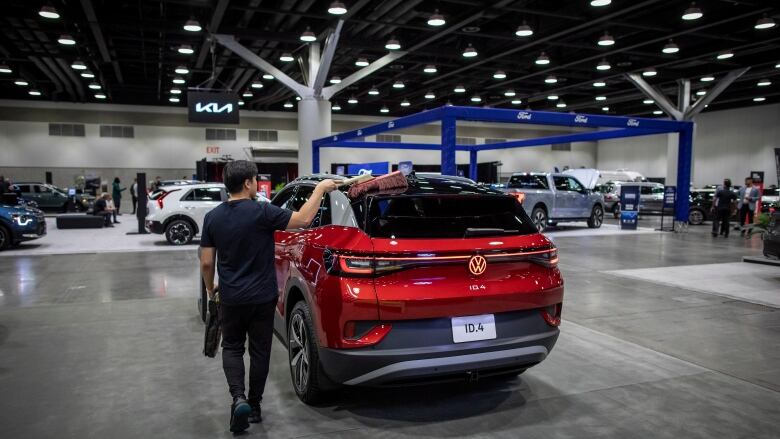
[165,219,194,245]
[587,205,604,229]
[531,206,548,233]
[0,225,10,250]
[288,301,326,405]
[688,208,705,225]
[199,279,207,323]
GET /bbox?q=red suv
[271,174,563,403]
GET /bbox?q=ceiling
[1,0,779,118]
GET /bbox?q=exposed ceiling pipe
[196,0,230,69]
[28,56,64,100]
[41,57,76,100]
[54,58,86,101]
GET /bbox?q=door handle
[184,206,195,210]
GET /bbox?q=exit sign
[206,146,220,154]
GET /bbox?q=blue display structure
[663,186,676,209]
[620,185,640,230]
[347,162,389,175]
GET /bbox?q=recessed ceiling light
[642,68,657,77]
[462,44,478,58]
[71,60,87,70]
[178,44,194,54]
[700,75,715,82]
[598,32,615,46]
[547,94,559,100]
[242,90,253,98]
[511,99,522,105]
[515,22,533,37]
[171,88,182,95]
[401,99,411,107]
[385,37,401,50]
[251,80,263,89]
[535,52,550,65]
[262,74,274,80]
[348,96,358,104]
[175,65,189,74]
[423,64,437,73]
[427,10,446,26]
[454,84,466,93]
[183,18,202,32]
[332,102,341,110]
[280,52,294,62]
[238,100,244,106]
[593,81,606,87]
[461,26,480,33]
[753,97,766,102]
[94,93,107,99]
[653,110,663,115]
[602,106,610,111]
[590,0,611,6]
[173,77,186,84]
[643,99,654,104]
[380,106,390,113]
[425,91,436,99]
[58,34,76,45]
[716,51,734,60]
[368,87,380,95]
[504,90,516,97]
[662,40,679,54]
[596,96,607,101]
[330,76,342,84]
[757,79,772,87]
[470,95,482,102]
[355,58,369,67]
[392,81,405,89]
[170,97,180,103]
[14,79,29,86]
[81,71,95,78]
[493,70,507,79]
[88,82,101,90]
[545,75,558,84]
[596,58,611,71]
[682,3,703,20]
[755,15,776,30]
[556,100,567,108]
[284,101,294,108]
[300,27,317,42]
[775,62,780,69]
[328,1,347,15]
[696,90,706,96]
[39,6,60,19]
[0,64,11,74]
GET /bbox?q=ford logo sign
[574,115,589,123]
[517,111,532,120]
[357,129,363,136]
[388,121,395,128]
[627,119,640,127]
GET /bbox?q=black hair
[114,177,120,183]
[723,178,731,188]
[223,160,257,194]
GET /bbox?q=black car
[763,211,780,260]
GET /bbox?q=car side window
[193,188,222,201]
[271,186,297,208]
[288,186,313,212]
[182,190,195,201]
[553,177,568,191]
[16,185,31,193]
[33,185,42,193]
[310,194,331,228]
[640,186,653,195]
[567,178,584,192]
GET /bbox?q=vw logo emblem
[468,255,487,276]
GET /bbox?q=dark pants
[712,209,731,236]
[738,205,754,231]
[114,198,121,213]
[131,195,137,214]
[95,211,111,226]
[220,300,276,406]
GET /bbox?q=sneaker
[249,405,262,424]
[230,396,251,433]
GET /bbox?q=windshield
[507,175,548,190]
[366,195,537,238]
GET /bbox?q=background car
[12,182,94,212]
[503,172,605,232]
[763,211,780,259]
[761,187,778,213]
[268,174,563,404]
[0,203,46,250]
[606,182,665,217]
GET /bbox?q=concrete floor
[0,218,778,438]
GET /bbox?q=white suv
[145,183,268,245]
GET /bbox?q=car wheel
[199,279,207,323]
[688,208,705,225]
[588,205,604,228]
[288,301,325,405]
[0,225,10,250]
[165,219,194,245]
[531,206,547,233]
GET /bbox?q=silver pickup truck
[504,172,605,232]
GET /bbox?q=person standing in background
[712,178,737,237]
[107,194,119,224]
[737,177,760,235]
[152,176,162,191]
[130,178,138,215]
[0,176,9,194]
[112,177,126,215]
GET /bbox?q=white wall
[597,103,780,186]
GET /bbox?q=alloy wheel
[593,206,603,227]
[689,209,704,225]
[289,313,310,394]
[533,210,546,232]
[167,222,192,245]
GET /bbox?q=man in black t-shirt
[199,160,338,433]
[712,178,737,237]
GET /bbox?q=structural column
[469,149,478,181]
[441,115,457,176]
[298,98,331,175]
[675,124,694,223]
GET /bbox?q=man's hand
[205,284,216,300]
[315,179,340,194]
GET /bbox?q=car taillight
[511,192,525,204]
[327,254,407,277]
[540,303,562,327]
[341,321,392,348]
[156,189,179,209]
[529,248,558,267]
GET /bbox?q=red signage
[206,146,220,154]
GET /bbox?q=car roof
[294,173,504,197]
[159,183,224,190]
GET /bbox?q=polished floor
[0,218,778,438]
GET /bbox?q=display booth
[313,105,695,223]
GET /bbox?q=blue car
[0,203,47,250]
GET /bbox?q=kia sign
[187,91,239,124]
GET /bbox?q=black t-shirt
[201,199,292,305]
[714,187,736,211]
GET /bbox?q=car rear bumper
[146,220,164,234]
[318,307,559,386]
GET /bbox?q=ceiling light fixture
[653,110,664,115]
[593,81,607,87]
[28,89,42,96]
[242,90,253,98]
[39,6,60,19]
[171,88,182,95]
[515,21,534,37]
[662,40,679,54]
[454,84,466,93]
[590,0,611,7]
[535,52,550,65]
[300,27,317,42]
[547,94,559,100]
[14,79,29,86]
[368,87,380,95]
[284,101,294,108]
[602,106,610,112]
[462,44,478,58]
[755,15,776,30]
[170,97,180,103]
[642,68,657,77]
[70,60,87,70]
[94,93,107,99]
[696,90,706,96]
[348,96,358,104]
[716,51,734,60]
[332,102,341,110]
[511,99,522,105]
[280,52,294,62]
[262,74,274,80]
[392,81,405,89]
[88,82,101,90]
[470,95,482,102]
[598,32,615,46]
[178,44,194,54]
[330,76,342,84]
[183,18,202,32]
[504,89,516,97]
[427,10,446,26]
[0,64,11,74]
[385,37,401,50]
[328,2,347,15]
[401,99,411,107]
[544,75,558,84]
[596,58,611,71]
[80,71,95,78]
[251,81,263,89]
[380,106,390,113]
[172,77,185,84]
[596,96,607,101]
[175,65,189,74]
[423,64,437,73]
[757,78,772,87]
[425,91,436,99]
[58,34,76,45]
[753,97,766,102]
[493,70,507,79]
[644,99,654,104]
[355,58,369,67]
[556,100,567,108]
[700,75,714,82]
[238,100,245,106]
[681,3,703,20]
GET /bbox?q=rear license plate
[451,314,497,343]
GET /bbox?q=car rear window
[366,195,537,238]
[508,175,548,189]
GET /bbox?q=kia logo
[468,255,487,276]
[574,115,589,123]
[195,102,233,113]
[627,119,640,127]
[517,111,533,120]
